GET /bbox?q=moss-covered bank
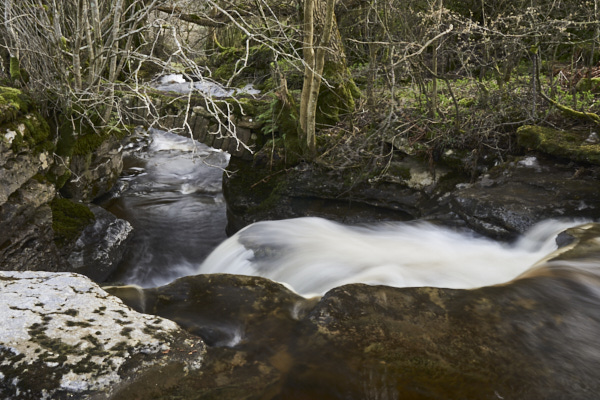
[517,125,600,165]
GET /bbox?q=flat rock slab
[0,271,205,399]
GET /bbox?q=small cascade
[199,217,588,296]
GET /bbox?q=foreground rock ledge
[0,271,206,399]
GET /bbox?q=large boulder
[0,271,205,399]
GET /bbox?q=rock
[0,271,205,399]
[66,205,133,282]
[450,155,600,239]
[106,274,316,400]
[102,224,600,400]
[61,135,124,202]
[517,125,600,165]
[0,179,61,272]
[223,157,461,234]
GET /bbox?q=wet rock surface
[104,225,600,400]
[66,205,133,282]
[450,155,600,239]
[106,274,316,400]
[0,271,205,399]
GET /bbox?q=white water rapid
[199,217,587,297]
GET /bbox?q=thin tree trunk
[300,0,336,158]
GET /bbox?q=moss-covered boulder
[517,125,600,165]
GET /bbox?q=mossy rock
[0,97,53,156]
[576,77,600,93]
[50,198,95,247]
[517,125,600,165]
[72,125,130,156]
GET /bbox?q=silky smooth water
[103,129,590,296]
[199,217,587,296]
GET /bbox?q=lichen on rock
[0,271,206,399]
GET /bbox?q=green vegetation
[0,87,53,155]
[50,198,95,247]
[517,125,600,165]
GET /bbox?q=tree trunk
[299,0,357,159]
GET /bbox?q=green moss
[576,77,600,93]
[0,86,32,125]
[72,123,130,156]
[517,125,600,165]
[9,57,21,81]
[316,61,361,127]
[50,198,95,247]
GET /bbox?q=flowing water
[199,217,586,296]
[101,129,230,287]
[101,129,591,295]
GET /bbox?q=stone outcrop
[0,87,132,278]
[0,271,205,399]
[0,87,61,271]
[450,154,600,239]
[223,156,462,234]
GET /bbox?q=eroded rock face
[0,271,205,399]
[0,105,61,271]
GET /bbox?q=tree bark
[299,0,355,158]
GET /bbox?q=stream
[101,128,587,295]
[101,129,230,287]
[95,128,600,399]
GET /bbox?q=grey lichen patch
[0,271,205,398]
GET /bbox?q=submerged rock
[0,271,205,399]
[106,274,316,400]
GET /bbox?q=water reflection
[101,129,230,287]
